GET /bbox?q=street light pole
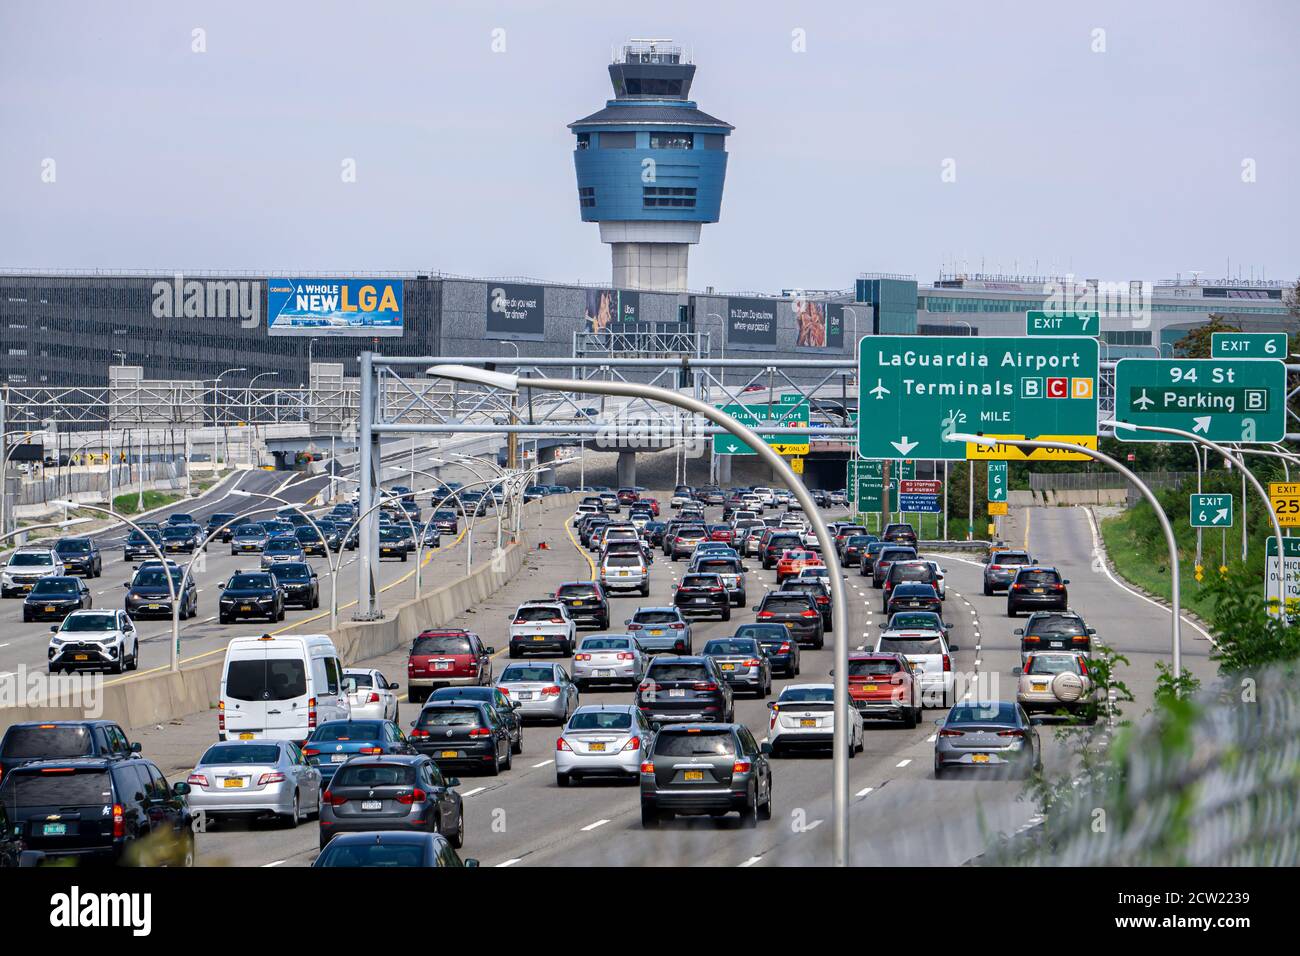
[427,362,852,866]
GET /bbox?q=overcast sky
[2,0,1296,292]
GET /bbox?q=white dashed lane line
[895,758,912,768]
[496,858,523,868]
[856,786,875,798]
[459,787,486,798]
[739,855,763,867]
[532,759,554,768]
[581,819,610,832]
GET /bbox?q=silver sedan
[186,739,322,826]
[498,661,581,724]
[572,634,646,690]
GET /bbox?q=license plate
[864,684,878,691]
[800,718,817,727]
[517,692,533,700]
[42,823,67,836]
[532,635,546,642]
[223,778,245,788]
[361,800,383,811]
[668,688,685,697]
[148,604,161,610]
[720,663,735,671]
[1033,588,1045,594]
[649,629,664,636]
[435,661,452,670]
[588,742,606,752]
[693,597,709,604]
[570,600,583,606]
[683,771,704,781]
[440,750,458,759]
[74,654,88,661]
[971,754,990,764]
[619,571,629,577]
[1032,683,1048,691]
[595,670,611,678]
[330,754,347,763]
[239,733,255,740]
[45,605,55,612]
[240,605,251,611]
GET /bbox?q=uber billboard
[727,297,778,346]
[487,283,545,336]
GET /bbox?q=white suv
[766,683,863,757]
[48,608,139,674]
[2,547,64,598]
[600,552,650,596]
[509,601,577,657]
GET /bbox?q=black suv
[269,561,320,609]
[205,512,239,543]
[54,537,102,577]
[886,582,942,616]
[124,563,198,620]
[639,723,772,828]
[1007,566,1069,616]
[672,573,731,621]
[882,522,918,546]
[554,581,610,629]
[0,719,141,783]
[218,570,285,624]
[780,579,833,630]
[761,531,804,570]
[840,534,876,568]
[409,701,513,776]
[753,591,824,649]
[881,559,940,612]
[0,756,193,866]
[871,545,918,588]
[23,576,92,622]
[636,656,734,724]
[1016,611,1094,661]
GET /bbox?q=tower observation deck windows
[643,187,696,209]
[578,187,596,209]
[599,132,635,148]
[648,133,693,150]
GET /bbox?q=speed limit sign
[1269,482,1300,527]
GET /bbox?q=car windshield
[948,703,1017,725]
[703,639,758,656]
[1,725,95,759]
[200,744,281,765]
[234,524,265,536]
[267,540,300,552]
[647,663,709,681]
[61,613,117,631]
[31,579,78,595]
[162,527,192,538]
[778,687,833,703]
[1028,617,1087,636]
[880,636,944,655]
[331,764,416,788]
[633,611,679,625]
[412,635,471,656]
[56,540,92,554]
[888,612,943,631]
[134,568,182,588]
[500,666,555,682]
[271,565,311,582]
[434,511,456,520]
[311,721,385,742]
[849,659,901,677]
[516,606,561,621]
[568,711,633,731]
[1027,655,1082,675]
[579,637,630,651]
[8,553,52,567]
[416,707,482,729]
[227,574,272,589]
[654,731,736,757]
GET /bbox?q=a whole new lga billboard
[267,278,404,336]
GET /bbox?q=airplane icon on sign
[1133,389,1155,410]
[870,379,890,399]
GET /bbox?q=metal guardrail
[1028,471,1197,492]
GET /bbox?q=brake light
[733,760,752,774]
[1012,583,1024,590]
[366,692,380,704]
[816,596,829,604]
[757,611,774,619]
[1078,658,1090,676]
[1052,584,1065,591]
[640,762,655,774]
[257,772,286,785]
[622,736,641,751]
[468,727,492,737]
[396,788,427,805]
[990,564,1002,571]
[550,618,564,624]
[308,697,318,730]
[997,729,1026,738]
[218,700,225,733]
[575,653,591,661]
[410,729,429,738]
[187,773,209,787]
[627,623,643,630]
[557,737,572,751]
[1072,635,1089,643]
[709,586,723,593]
[778,642,791,653]
[670,622,685,629]
[943,655,951,672]
[938,728,964,737]
[801,610,818,618]
[112,803,125,838]
[541,685,561,696]
[358,746,382,755]
[1023,636,1040,644]
[513,619,526,625]
[694,682,718,692]
[743,658,761,667]
[616,652,634,661]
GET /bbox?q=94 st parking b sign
[857,336,1099,461]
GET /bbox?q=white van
[218,634,350,743]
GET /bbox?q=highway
[75,491,1211,868]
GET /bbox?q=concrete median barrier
[0,494,578,734]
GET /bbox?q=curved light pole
[945,432,1188,682]
[332,476,427,601]
[0,516,92,549]
[228,488,339,629]
[1,430,38,537]
[424,470,545,577]
[433,455,503,556]
[211,368,246,466]
[427,363,852,866]
[50,499,180,671]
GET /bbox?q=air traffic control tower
[569,39,733,292]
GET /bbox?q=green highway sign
[714,399,809,456]
[857,336,1099,461]
[1113,358,1286,443]
[1189,493,1233,528]
[987,461,1008,503]
[847,459,914,510]
[1026,311,1099,337]
[1210,332,1287,360]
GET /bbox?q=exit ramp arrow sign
[1189,493,1233,528]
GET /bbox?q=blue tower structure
[569,39,733,292]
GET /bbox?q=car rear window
[318,841,426,867]
[558,584,599,598]
[500,665,555,682]
[993,552,1031,565]
[201,744,281,765]
[416,707,483,729]
[225,658,308,702]
[346,672,375,688]
[331,764,416,788]
[579,637,630,651]
[702,639,758,655]
[1027,655,1082,675]
[312,721,385,741]
[681,575,719,588]
[516,606,562,621]
[5,769,113,806]
[653,731,736,757]
[890,565,933,583]
[646,663,710,682]
[568,711,633,731]
[734,624,790,642]
[1018,569,1061,585]
[762,596,813,613]
[879,549,916,563]
[849,659,901,677]
[777,687,833,703]
[888,612,943,631]
[696,560,738,573]
[948,702,1017,725]
[412,635,472,656]
[2,725,94,759]
[634,611,679,624]
[605,554,643,568]
[879,636,944,656]
[768,535,800,549]
[1027,617,1087,636]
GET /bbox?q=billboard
[793,300,846,350]
[267,278,404,336]
[616,290,640,323]
[727,297,778,346]
[487,283,545,337]
[584,289,641,333]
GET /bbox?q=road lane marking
[926,734,936,743]
[261,860,285,867]
[896,758,912,768]
[856,786,874,797]
[739,855,763,867]
[581,819,610,832]
[496,858,523,867]
[532,759,554,768]
[459,786,486,797]
[802,819,823,831]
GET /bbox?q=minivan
[218,634,349,744]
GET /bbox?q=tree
[1173,313,1240,358]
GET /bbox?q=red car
[640,497,660,517]
[406,628,495,703]
[617,488,640,506]
[708,525,735,544]
[846,652,923,727]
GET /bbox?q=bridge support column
[616,450,637,489]
[716,453,732,484]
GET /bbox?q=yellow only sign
[769,443,810,456]
[988,501,1008,516]
[1269,482,1300,528]
[965,435,1098,462]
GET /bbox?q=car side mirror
[623,619,632,626]
[760,742,773,755]
[447,777,461,787]
[949,644,960,652]
[651,722,662,732]
[1014,628,1024,636]
[1087,628,1097,635]
[944,622,953,629]
[172,781,190,796]
[464,858,481,867]
[751,606,760,612]
[1062,579,1070,585]
[49,625,58,633]
[122,582,129,588]
[485,646,495,656]
[130,742,142,753]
